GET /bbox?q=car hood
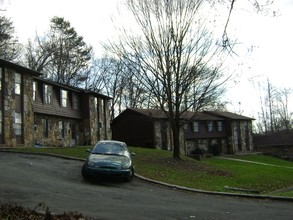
[88,154,131,168]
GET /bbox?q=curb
[135,174,293,202]
[1,150,293,202]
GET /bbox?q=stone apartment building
[0,59,111,148]
[112,108,255,155]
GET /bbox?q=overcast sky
[2,0,293,118]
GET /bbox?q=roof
[204,111,255,120]
[121,108,253,121]
[0,58,41,77]
[128,108,168,119]
[181,111,223,121]
[0,59,111,100]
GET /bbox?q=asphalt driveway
[0,152,292,220]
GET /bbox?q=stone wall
[230,120,254,153]
[87,96,111,146]
[3,68,16,147]
[23,73,35,146]
[33,114,82,147]
[153,120,185,153]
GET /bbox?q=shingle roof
[181,111,223,120]
[0,58,41,76]
[0,58,112,100]
[127,108,252,121]
[129,108,168,119]
[204,111,255,120]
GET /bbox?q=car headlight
[122,162,131,169]
[88,161,95,167]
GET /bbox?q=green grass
[2,146,293,197]
[202,156,293,194]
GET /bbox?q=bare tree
[0,16,21,61]
[87,55,150,120]
[86,57,125,120]
[256,79,293,134]
[220,0,276,51]
[105,0,229,159]
[24,17,93,87]
[274,88,293,132]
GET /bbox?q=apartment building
[0,59,111,147]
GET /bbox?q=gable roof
[118,108,253,121]
[34,77,112,100]
[204,111,255,120]
[181,111,223,121]
[0,58,112,100]
[128,108,168,119]
[0,58,41,77]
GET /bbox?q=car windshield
[92,142,129,157]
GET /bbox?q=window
[72,93,79,110]
[61,89,68,107]
[58,121,64,139]
[244,121,248,130]
[15,73,21,95]
[14,112,22,135]
[207,121,213,132]
[44,84,52,104]
[42,118,49,138]
[94,97,98,110]
[33,81,37,101]
[217,121,223,132]
[192,121,199,132]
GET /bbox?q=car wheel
[125,167,134,182]
[81,164,90,179]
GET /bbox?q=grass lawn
[2,146,293,197]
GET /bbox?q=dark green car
[82,140,135,182]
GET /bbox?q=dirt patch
[140,156,233,177]
[206,170,233,177]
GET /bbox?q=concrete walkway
[217,156,293,169]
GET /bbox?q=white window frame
[15,73,21,95]
[44,84,52,104]
[217,121,223,132]
[14,112,22,135]
[193,121,199,132]
[33,81,37,101]
[61,89,68,107]
[207,121,213,132]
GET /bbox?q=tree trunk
[172,121,181,160]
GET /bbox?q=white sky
[224,0,293,117]
[2,0,293,119]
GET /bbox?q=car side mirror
[86,149,91,153]
[131,152,136,156]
